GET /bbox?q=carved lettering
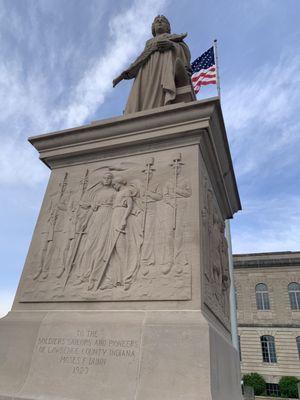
[35,329,139,375]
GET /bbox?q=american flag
[191,46,217,94]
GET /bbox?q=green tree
[279,376,299,399]
[243,373,266,396]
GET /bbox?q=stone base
[173,84,197,104]
[0,310,241,400]
[1,100,242,400]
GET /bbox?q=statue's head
[152,15,171,36]
[102,172,114,186]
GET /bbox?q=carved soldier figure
[211,209,223,300]
[63,175,94,286]
[219,221,231,314]
[113,15,193,113]
[133,159,162,276]
[159,154,192,275]
[211,211,231,314]
[33,174,73,280]
[201,184,214,279]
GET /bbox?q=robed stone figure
[113,15,193,114]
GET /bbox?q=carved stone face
[153,16,170,36]
[102,173,113,186]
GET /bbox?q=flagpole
[213,38,238,351]
[213,39,221,98]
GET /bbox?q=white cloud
[0,139,48,185]
[0,290,14,318]
[222,49,300,179]
[0,0,168,186]
[56,0,168,126]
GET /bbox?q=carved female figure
[113,15,192,113]
[74,172,116,283]
[89,179,142,290]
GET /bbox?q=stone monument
[113,15,196,113]
[0,15,242,400]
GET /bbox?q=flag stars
[191,46,217,93]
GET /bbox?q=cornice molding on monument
[28,98,241,218]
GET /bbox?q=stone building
[234,251,300,397]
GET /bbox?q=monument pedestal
[0,99,241,400]
[0,310,240,400]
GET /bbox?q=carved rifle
[122,158,156,290]
[171,153,183,230]
[141,157,154,236]
[33,173,68,281]
[64,169,89,288]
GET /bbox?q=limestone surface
[0,99,242,400]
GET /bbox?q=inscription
[36,329,138,375]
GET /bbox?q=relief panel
[201,164,231,327]
[20,147,196,302]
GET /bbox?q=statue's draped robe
[124,33,191,114]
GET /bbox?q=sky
[0,0,299,317]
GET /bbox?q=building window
[266,383,280,397]
[256,283,270,310]
[261,335,277,363]
[288,282,300,310]
[296,337,300,359]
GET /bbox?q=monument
[0,16,242,400]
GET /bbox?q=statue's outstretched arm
[113,42,157,87]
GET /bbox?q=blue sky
[0,0,299,316]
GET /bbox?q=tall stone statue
[113,15,195,113]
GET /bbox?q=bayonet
[64,169,90,288]
[141,157,154,236]
[170,153,184,230]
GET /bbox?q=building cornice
[238,323,300,329]
[234,255,300,269]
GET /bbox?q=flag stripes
[191,47,217,94]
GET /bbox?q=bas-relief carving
[202,176,231,327]
[20,151,193,302]
[32,172,76,281]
